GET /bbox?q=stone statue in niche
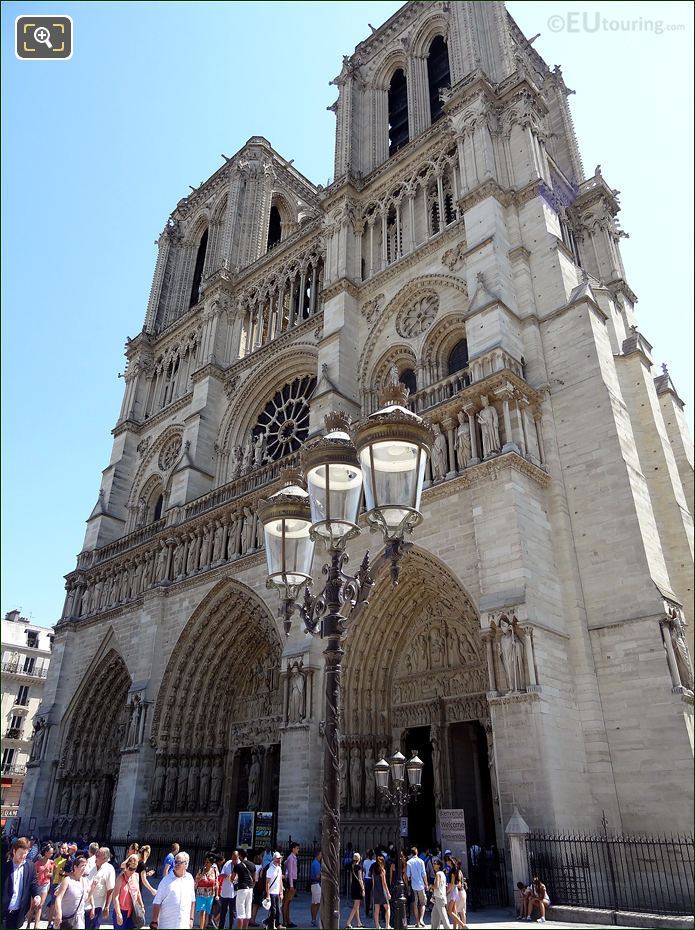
[242,436,254,473]
[349,746,362,810]
[455,410,472,470]
[288,663,306,722]
[229,446,243,480]
[363,747,375,810]
[78,781,90,815]
[210,758,223,808]
[430,627,445,668]
[248,751,262,811]
[172,542,185,579]
[136,497,148,528]
[477,396,501,458]
[431,423,448,480]
[177,757,189,811]
[187,756,200,810]
[199,758,211,810]
[164,757,177,810]
[212,521,226,562]
[387,364,400,388]
[253,431,267,468]
[151,755,166,809]
[29,717,48,762]
[59,780,71,815]
[243,507,255,553]
[496,617,525,691]
[670,616,694,691]
[90,779,100,815]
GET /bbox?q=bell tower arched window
[400,368,417,395]
[189,228,208,308]
[448,338,469,375]
[267,205,282,251]
[427,36,451,124]
[388,69,410,156]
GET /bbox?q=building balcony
[1,763,27,777]
[3,728,25,740]
[1,661,48,680]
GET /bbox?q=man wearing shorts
[309,851,321,929]
[406,847,427,929]
[233,849,255,929]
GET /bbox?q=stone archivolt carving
[396,293,439,338]
[54,650,131,836]
[442,239,468,272]
[361,293,384,323]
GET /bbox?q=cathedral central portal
[340,550,497,851]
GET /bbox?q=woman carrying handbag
[113,855,145,929]
[53,855,90,929]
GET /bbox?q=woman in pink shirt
[113,855,144,928]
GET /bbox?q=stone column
[368,216,376,278]
[381,210,388,269]
[309,265,318,315]
[533,410,546,465]
[514,399,527,455]
[496,387,519,453]
[464,404,480,465]
[661,620,681,689]
[443,417,457,479]
[298,267,307,322]
[483,633,496,692]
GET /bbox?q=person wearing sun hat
[265,852,283,930]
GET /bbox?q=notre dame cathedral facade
[20,1,693,850]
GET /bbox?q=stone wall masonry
[658,389,694,523]
[538,299,670,627]
[589,620,694,833]
[616,351,693,626]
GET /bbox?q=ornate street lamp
[259,395,432,930]
[374,749,424,930]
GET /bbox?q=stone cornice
[113,392,193,437]
[191,362,226,385]
[321,278,360,302]
[423,450,550,505]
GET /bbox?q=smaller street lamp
[374,749,424,930]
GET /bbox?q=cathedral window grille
[447,338,469,376]
[254,375,317,462]
[560,212,581,267]
[400,367,417,395]
[443,175,456,226]
[428,183,441,235]
[427,35,451,124]
[267,205,282,251]
[189,229,208,308]
[388,69,410,156]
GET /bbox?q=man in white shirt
[265,852,284,930]
[219,849,239,929]
[85,847,116,930]
[406,846,428,929]
[151,850,195,930]
[86,843,99,873]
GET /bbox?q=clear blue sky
[2,1,693,627]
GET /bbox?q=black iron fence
[106,835,224,878]
[526,828,694,916]
[468,847,510,909]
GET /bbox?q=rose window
[254,375,316,461]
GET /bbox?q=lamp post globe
[257,470,315,635]
[301,410,363,549]
[352,377,433,582]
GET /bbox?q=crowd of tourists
[1,832,550,929]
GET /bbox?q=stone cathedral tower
[20,1,693,850]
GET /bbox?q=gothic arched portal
[341,549,497,851]
[52,649,131,838]
[147,580,283,842]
